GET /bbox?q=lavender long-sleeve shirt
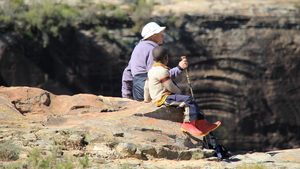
[121,40,183,98]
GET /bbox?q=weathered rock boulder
[0,86,210,161]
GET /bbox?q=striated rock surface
[0,86,300,168]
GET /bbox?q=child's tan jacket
[144,62,181,106]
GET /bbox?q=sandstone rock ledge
[0,86,300,168]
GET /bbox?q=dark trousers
[165,94,205,122]
[132,73,147,101]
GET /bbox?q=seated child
[144,46,221,136]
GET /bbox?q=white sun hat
[141,22,166,40]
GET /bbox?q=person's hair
[152,46,168,62]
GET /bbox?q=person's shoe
[195,119,221,136]
[181,121,205,136]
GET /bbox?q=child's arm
[169,67,182,80]
[144,78,151,102]
[160,70,181,94]
[169,57,188,80]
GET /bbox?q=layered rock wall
[162,14,300,151]
[1,0,300,151]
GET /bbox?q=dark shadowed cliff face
[1,3,300,151]
[162,14,300,152]
[0,28,131,96]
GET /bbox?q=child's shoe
[181,121,205,136]
[195,119,221,136]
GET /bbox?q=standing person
[121,22,187,101]
[144,46,221,136]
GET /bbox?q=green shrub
[79,155,91,168]
[94,26,108,37]
[1,0,26,19]
[129,0,154,34]
[77,3,129,28]
[16,1,79,47]
[28,148,58,168]
[0,0,153,48]
[19,1,79,32]
[0,141,22,161]
[237,163,267,169]
[25,148,91,169]
[3,161,23,169]
[56,162,74,169]
[28,148,41,167]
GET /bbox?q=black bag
[204,133,230,159]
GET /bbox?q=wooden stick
[181,56,194,100]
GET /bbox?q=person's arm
[121,66,133,99]
[143,78,151,102]
[122,81,133,99]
